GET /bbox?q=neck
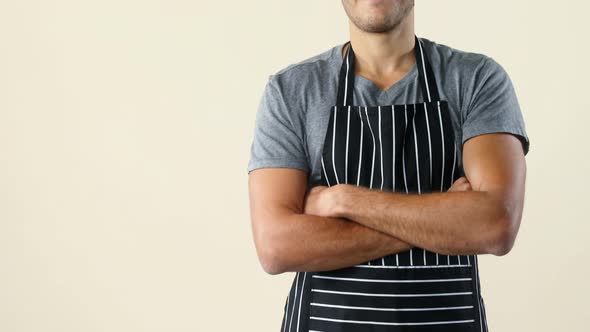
[343,8,415,78]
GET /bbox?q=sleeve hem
[247,158,310,175]
[462,127,530,156]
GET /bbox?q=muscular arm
[248,168,412,275]
[329,133,527,257]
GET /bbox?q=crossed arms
[248,133,527,275]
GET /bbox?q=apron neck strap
[336,35,441,107]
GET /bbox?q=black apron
[280,36,489,332]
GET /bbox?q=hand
[303,185,338,218]
[448,176,472,192]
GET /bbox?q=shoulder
[420,37,512,86]
[419,37,513,111]
[264,43,342,99]
[420,37,498,74]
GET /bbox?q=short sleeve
[461,56,530,156]
[247,75,310,174]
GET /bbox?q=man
[247,1,529,331]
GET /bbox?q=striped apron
[280,35,489,332]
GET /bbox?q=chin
[344,0,413,33]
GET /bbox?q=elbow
[488,213,520,257]
[489,231,513,256]
[254,219,290,275]
[260,244,287,275]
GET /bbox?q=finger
[458,183,472,191]
[448,182,471,192]
[454,176,468,184]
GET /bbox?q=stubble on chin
[343,0,414,33]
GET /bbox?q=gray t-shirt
[247,37,530,189]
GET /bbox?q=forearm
[333,184,510,256]
[270,213,413,274]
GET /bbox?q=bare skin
[249,168,409,275]
[248,168,471,275]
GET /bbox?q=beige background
[1,1,588,331]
